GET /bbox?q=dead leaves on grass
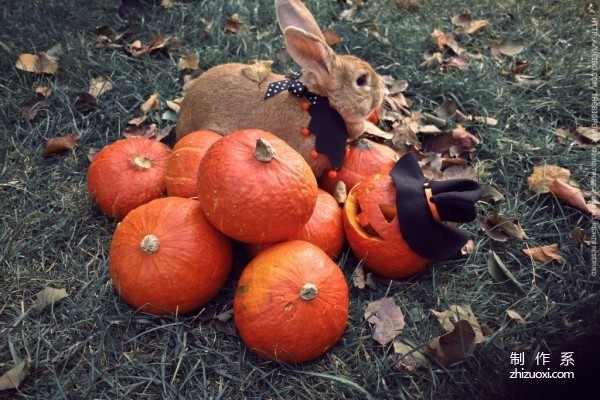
[0,359,32,391]
[364,297,405,345]
[15,52,58,74]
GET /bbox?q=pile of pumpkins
[87,128,430,364]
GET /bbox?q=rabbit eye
[356,74,369,87]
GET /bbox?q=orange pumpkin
[367,106,381,125]
[234,240,349,363]
[197,129,318,243]
[109,197,232,315]
[246,189,345,259]
[87,137,170,220]
[166,130,221,198]
[320,138,398,195]
[343,173,430,279]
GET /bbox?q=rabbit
[176,0,386,177]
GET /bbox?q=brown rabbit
[176,0,386,177]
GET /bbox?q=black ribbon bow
[263,76,347,169]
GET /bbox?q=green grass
[1,0,598,399]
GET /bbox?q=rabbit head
[276,0,385,138]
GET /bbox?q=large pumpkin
[320,138,398,195]
[343,173,430,279]
[246,189,345,259]
[234,240,349,363]
[87,137,170,220]
[109,197,232,315]
[197,129,318,243]
[166,130,221,198]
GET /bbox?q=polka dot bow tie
[263,75,348,169]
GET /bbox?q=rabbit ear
[275,0,326,42]
[283,26,335,78]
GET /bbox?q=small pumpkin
[246,189,345,259]
[109,197,232,315]
[320,138,398,195]
[166,130,221,198]
[87,137,170,220]
[343,173,430,279]
[197,129,318,243]
[234,240,349,363]
[367,106,382,125]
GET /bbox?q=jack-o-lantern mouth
[345,190,397,241]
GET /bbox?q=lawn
[0,0,598,399]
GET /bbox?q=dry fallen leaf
[242,60,274,86]
[430,305,484,344]
[225,13,245,34]
[550,179,600,218]
[141,93,160,113]
[570,228,591,246]
[498,38,525,56]
[15,52,58,74]
[421,50,443,69]
[555,127,599,149]
[527,165,570,193]
[352,264,376,289]
[0,359,32,391]
[74,92,99,113]
[396,0,421,11]
[393,340,428,371]
[451,13,488,35]
[480,185,505,203]
[461,239,474,255]
[32,287,68,313]
[43,134,80,155]
[365,297,405,345]
[487,251,526,296]
[21,100,48,122]
[179,53,200,71]
[431,29,463,54]
[480,213,528,241]
[35,86,53,98]
[425,320,476,366]
[444,55,469,70]
[506,309,526,325]
[522,244,565,264]
[88,75,113,98]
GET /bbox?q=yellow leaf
[506,309,526,325]
[38,52,58,74]
[141,93,159,113]
[15,53,41,73]
[527,165,570,193]
[88,75,113,98]
[242,60,274,85]
[430,304,484,344]
[178,53,199,71]
[32,287,68,313]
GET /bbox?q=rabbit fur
[176,0,386,176]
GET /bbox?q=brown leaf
[550,179,600,218]
[323,29,341,46]
[480,185,505,202]
[430,305,484,343]
[242,60,274,85]
[87,147,100,163]
[506,309,526,325]
[570,228,591,246]
[555,127,599,149]
[225,13,245,34]
[490,40,504,59]
[452,125,479,154]
[179,53,199,71]
[431,29,463,54]
[515,74,543,88]
[471,115,498,125]
[333,180,348,204]
[0,359,32,390]
[365,297,405,345]
[527,165,570,193]
[421,50,443,69]
[487,251,526,296]
[88,75,113,98]
[522,244,565,264]
[43,134,79,155]
[425,320,476,366]
[498,39,525,56]
[444,55,469,70]
[21,100,48,122]
[396,0,421,11]
[442,165,476,180]
[393,340,428,371]
[461,239,474,256]
[480,213,528,240]
[451,13,488,35]
[124,123,158,139]
[32,287,68,313]
[434,99,457,120]
[74,92,99,113]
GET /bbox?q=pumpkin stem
[354,138,373,150]
[299,283,318,301]
[131,155,152,169]
[253,138,276,162]
[140,234,159,254]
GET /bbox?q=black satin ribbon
[264,77,347,169]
